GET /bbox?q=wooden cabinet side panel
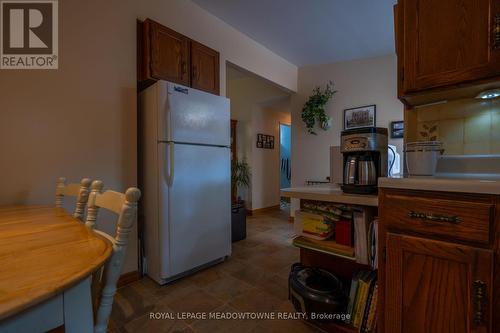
[377,190,388,333]
[493,196,500,333]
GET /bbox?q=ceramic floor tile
[122,313,192,333]
[202,274,257,301]
[112,207,307,333]
[228,289,284,313]
[190,304,260,333]
[166,289,225,323]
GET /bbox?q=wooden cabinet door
[147,19,190,85]
[191,41,220,95]
[385,233,492,333]
[402,0,500,93]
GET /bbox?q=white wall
[251,99,291,210]
[137,0,298,94]
[227,74,290,209]
[292,55,404,189]
[0,0,297,274]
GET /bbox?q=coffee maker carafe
[341,127,388,194]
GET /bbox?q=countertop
[378,176,500,195]
[280,184,378,207]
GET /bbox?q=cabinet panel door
[385,233,492,333]
[403,0,500,92]
[148,20,190,85]
[191,41,220,95]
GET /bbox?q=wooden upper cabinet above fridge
[138,19,220,95]
[191,41,220,95]
[143,19,190,86]
[397,0,500,101]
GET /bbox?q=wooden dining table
[0,205,113,333]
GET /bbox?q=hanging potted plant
[231,159,251,242]
[301,81,337,135]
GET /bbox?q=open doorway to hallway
[226,63,292,215]
[279,123,291,211]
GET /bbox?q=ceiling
[192,0,396,66]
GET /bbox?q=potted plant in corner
[231,159,250,242]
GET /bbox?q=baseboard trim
[117,270,140,288]
[249,205,281,215]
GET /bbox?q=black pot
[289,263,348,320]
[231,203,246,242]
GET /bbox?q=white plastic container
[405,141,443,176]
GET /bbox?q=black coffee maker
[340,127,388,194]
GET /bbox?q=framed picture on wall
[390,121,404,139]
[256,133,274,149]
[343,105,376,129]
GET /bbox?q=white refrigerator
[139,81,231,284]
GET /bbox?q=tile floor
[109,208,321,333]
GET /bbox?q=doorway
[279,123,291,209]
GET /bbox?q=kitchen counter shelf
[293,236,356,261]
[281,186,378,207]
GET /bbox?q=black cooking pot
[288,263,348,320]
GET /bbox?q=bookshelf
[286,198,378,333]
[293,236,355,261]
[300,248,371,333]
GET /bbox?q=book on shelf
[360,276,377,332]
[353,208,376,265]
[345,271,362,324]
[364,283,378,332]
[344,269,378,332]
[353,270,376,328]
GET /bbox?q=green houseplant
[301,81,337,135]
[231,159,251,204]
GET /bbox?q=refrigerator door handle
[166,142,175,186]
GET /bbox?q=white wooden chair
[84,180,141,333]
[55,177,92,221]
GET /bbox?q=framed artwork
[256,133,274,149]
[390,121,404,139]
[344,105,376,129]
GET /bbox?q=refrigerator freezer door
[158,142,231,278]
[160,82,230,146]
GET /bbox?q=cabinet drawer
[381,192,494,245]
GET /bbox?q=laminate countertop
[280,185,378,207]
[378,176,500,195]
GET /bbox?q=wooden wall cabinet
[395,0,500,105]
[139,19,220,95]
[191,41,220,95]
[379,188,499,333]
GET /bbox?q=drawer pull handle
[408,211,460,224]
[494,14,500,50]
[473,280,486,326]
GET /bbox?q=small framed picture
[390,121,404,139]
[256,133,274,149]
[344,105,376,130]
